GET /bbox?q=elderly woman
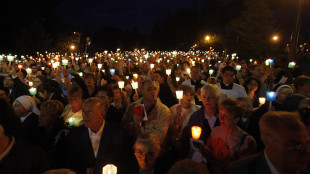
[37,100,67,152]
[12,95,40,143]
[170,85,200,149]
[180,84,221,158]
[131,133,162,174]
[205,98,257,174]
[61,85,83,127]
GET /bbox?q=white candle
[176,77,180,82]
[98,63,103,69]
[132,81,138,94]
[62,59,68,66]
[26,68,32,74]
[176,90,183,104]
[166,69,171,76]
[259,97,266,105]
[209,69,214,75]
[118,81,125,90]
[29,87,37,95]
[102,164,117,174]
[88,58,93,64]
[7,55,14,62]
[79,72,83,77]
[29,81,33,87]
[150,63,154,69]
[236,65,241,71]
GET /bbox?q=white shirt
[216,83,247,99]
[264,149,280,174]
[204,111,217,130]
[88,120,105,157]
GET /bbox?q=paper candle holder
[259,97,266,104]
[110,69,116,76]
[288,62,296,69]
[79,72,83,77]
[132,82,138,89]
[102,164,117,174]
[266,91,277,101]
[7,55,14,62]
[186,68,191,74]
[118,81,125,89]
[150,64,155,69]
[191,126,202,139]
[29,87,37,96]
[26,68,32,74]
[166,69,171,76]
[236,65,241,71]
[176,77,180,82]
[68,118,75,126]
[88,58,93,64]
[176,90,183,100]
[98,63,102,69]
[62,59,68,66]
[209,69,214,75]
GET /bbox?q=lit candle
[249,59,253,63]
[29,87,37,95]
[259,97,266,105]
[118,81,125,91]
[132,81,138,94]
[201,59,204,63]
[62,59,68,66]
[176,90,183,104]
[18,64,23,69]
[186,68,190,75]
[7,55,14,62]
[288,62,296,69]
[209,69,214,75]
[29,81,33,87]
[98,63,103,69]
[110,69,116,75]
[236,65,241,71]
[79,72,83,77]
[26,68,32,74]
[166,69,171,76]
[176,77,180,82]
[150,63,154,69]
[266,91,277,101]
[102,69,105,73]
[88,58,93,64]
[42,67,45,70]
[0,55,3,61]
[102,164,117,174]
[68,118,75,126]
[191,126,202,139]
[133,73,138,79]
[126,76,129,80]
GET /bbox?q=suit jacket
[55,122,130,174]
[228,152,271,174]
[19,112,39,144]
[180,106,220,158]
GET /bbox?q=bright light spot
[70,45,75,50]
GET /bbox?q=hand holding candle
[176,90,183,104]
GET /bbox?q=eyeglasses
[277,141,310,152]
[134,151,156,160]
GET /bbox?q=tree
[230,0,277,60]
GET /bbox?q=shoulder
[233,83,246,90]
[181,80,191,85]
[229,152,265,174]
[201,80,207,85]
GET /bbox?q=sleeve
[148,106,171,143]
[121,103,140,138]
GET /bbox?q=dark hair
[299,106,310,126]
[16,69,27,78]
[84,73,97,83]
[0,98,21,136]
[220,98,244,119]
[294,75,310,92]
[221,66,236,75]
[0,87,10,95]
[154,70,165,78]
[37,83,56,93]
[168,159,209,174]
[98,86,113,98]
[243,77,261,96]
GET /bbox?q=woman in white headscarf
[12,95,40,143]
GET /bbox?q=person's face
[201,90,217,110]
[181,92,192,105]
[97,91,112,106]
[268,126,310,172]
[33,78,43,88]
[84,77,95,87]
[152,73,164,84]
[219,107,239,129]
[142,82,159,102]
[134,143,158,170]
[38,91,49,100]
[174,70,182,77]
[113,89,122,101]
[32,66,39,74]
[3,76,14,88]
[222,71,235,84]
[45,67,51,74]
[276,87,292,104]
[251,66,263,77]
[82,102,104,131]
[190,67,200,81]
[0,90,9,102]
[247,80,259,93]
[38,107,55,128]
[67,96,83,108]
[12,100,27,117]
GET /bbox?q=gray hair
[134,133,161,155]
[201,84,220,101]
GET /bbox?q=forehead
[135,143,150,152]
[279,87,292,93]
[4,76,12,80]
[144,82,158,89]
[201,90,214,96]
[279,127,310,144]
[223,71,235,75]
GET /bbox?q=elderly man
[55,97,129,174]
[229,111,310,174]
[122,80,171,144]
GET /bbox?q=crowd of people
[0,50,309,174]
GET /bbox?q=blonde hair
[134,133,161,155]
[201,84,220,101]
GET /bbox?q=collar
[264,149,280,174]
[191,79,201,85]
[220,82,234,89]
[48,92,55,100]
[88,120,105,136]
[20,112,33,123]
[0,136,15,162]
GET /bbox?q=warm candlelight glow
[259,97,266,104]
[133,73,138,79]
[118,81,125,89]
[68,118,75,126]
[26,68,32,74]
[88,58,93,64]
[7,55,14,62]
[18,64,23,69]
[176,77,180,82]
[186,68,190,75]
[150,63,154,69]
[209,69,214,75]
[166,69,171,76]
[176,90,183,100]
[236,65,241,71]
[79,72,83,77]
[132,81,138,89]
[62,59,68,66]
[102,164,117,174]
[98,63,103,69]
[191,126,202,139]
[29,81,33,87]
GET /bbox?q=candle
[102,164,117,174]
[62,59,68,66]
[259,97,266,105]
[26,68,32,74]
[133,73,138,79]
[132,81,138,94]
[0,55,3,61]
[186,68,190,75]
[166,69,171,76]
[176,77,180,82]
[150,63,154,69]
[209,69,214,75]
[176,90,183,104]
[98,63,102,69]
[266,91,277,101]
[236,65,241,71]
[254,61,258,65]
[126,76,129,80]
[18,64,23,69]
[79,72,83,77]
[110,69,116,75]
[118,81,125,91]
[68,118,75,126]
[201,59,204,63]
[288,62,296,69]
[102,69,105,73]
[7,55,14,62]
[29,87,37,95]
[88,58,93,64]
[29,81,33,87]
[191,126,202,139]
[249,59,253,63]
